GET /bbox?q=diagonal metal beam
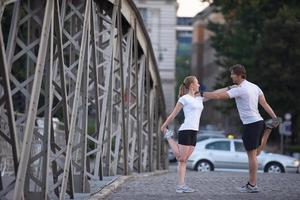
[93,0,118,179]
[117,0,128,175]
[0,24,20,178]
[59,1,91,198]
[5,1,20,71]
[13,1,54,199]
[146,50,153,172]
[49,0,75,197]
[89,0,103,180]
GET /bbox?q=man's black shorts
[178,130,197,146]
[242,120,265,151]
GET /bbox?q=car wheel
[195,160,213,172]
[264,162,285,173]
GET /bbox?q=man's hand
[272,117,282,128]
[266,117,282,129]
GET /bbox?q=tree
[207,0,300,144]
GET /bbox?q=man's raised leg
[257,118,281,155]
[257,128,272,156]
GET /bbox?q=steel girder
[0,0,166,199]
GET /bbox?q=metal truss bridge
[0,0,167,199]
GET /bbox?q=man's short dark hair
[230,64,246,79]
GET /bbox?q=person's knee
[178,155,188,162]
[248,149,257,155]
[249,157,258,165]
[248,153,258,164]
[248,150,258,158]
[256,150,261,156]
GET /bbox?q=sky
[177,0,209,17]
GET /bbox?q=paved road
[107,166,300,200]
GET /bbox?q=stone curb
[89,170,168,200]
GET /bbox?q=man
[203,64,280,193]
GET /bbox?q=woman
[161,75,203,193]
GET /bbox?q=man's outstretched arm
[203,87,231,100]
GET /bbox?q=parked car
[168,131,225,162]
[187,138,300,173]
[197,131,225,142]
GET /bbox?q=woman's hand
[160,102,183,134]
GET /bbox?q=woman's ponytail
[178,83,187,98]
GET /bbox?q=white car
[187,138,300,173]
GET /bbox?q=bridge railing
[0,0,167,199]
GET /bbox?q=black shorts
[178,130,197,146]
[242,120,265,151]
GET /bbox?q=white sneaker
[237,182,259,193]
[164,129,174,139]
[176,185,195,193]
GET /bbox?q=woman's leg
[167,138,180,159]
[187,146,195,159]
[177,144,190,186]
[180,146,195,187]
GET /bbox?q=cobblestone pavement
[107,166,300,200]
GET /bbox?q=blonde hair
[178,76,197,98]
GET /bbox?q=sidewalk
[105,167,300,200]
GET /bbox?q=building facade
[176,17,193,57]
[133,0,177,114]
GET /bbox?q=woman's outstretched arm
[161,102,183,133]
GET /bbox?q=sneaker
[238,182,259,193]
[176,185,195,193]
[164,129,174,139]
[265,117,282,129]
